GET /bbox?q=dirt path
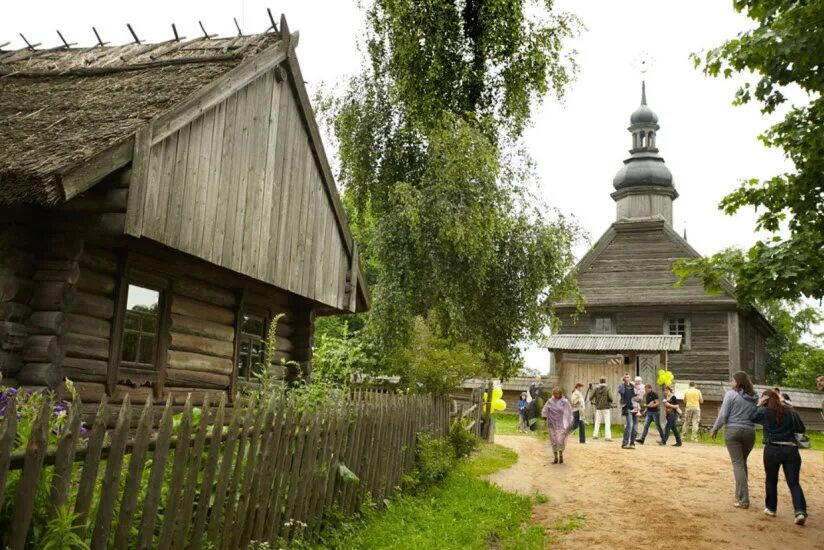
[489,434,824,549]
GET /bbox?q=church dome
[613,154,673,189]
[630,104,658,124]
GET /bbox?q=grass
[323,443,545,549]
[494,412,824,451]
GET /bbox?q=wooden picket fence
[0,391,450,549]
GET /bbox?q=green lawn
[492,412,824,450]
[321,443,545,549]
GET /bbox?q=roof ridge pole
[56,30,77,49]
[92,27,109,47]
[233,17,243,37]
[19,33,41,50]
[126,23,143,45]
[266,8,279,33]
[198,21,217,39]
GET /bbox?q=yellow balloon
[492,398,507,412]
[492,387,503,401]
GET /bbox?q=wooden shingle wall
[128,60,350,312]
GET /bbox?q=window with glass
[665,316,690,349]
[592,316,614,334]
[120,284,162,373]
[237,313,266,382]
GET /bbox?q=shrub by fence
[0,390,450,549]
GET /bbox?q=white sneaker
[764,509,776,517]
[795,513,807,526]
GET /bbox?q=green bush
[405,433,455,491]
[449,419,479,459]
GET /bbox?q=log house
[0,17,369,415]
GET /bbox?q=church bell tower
[611,82,678,225]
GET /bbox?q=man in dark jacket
[590,378,613,440]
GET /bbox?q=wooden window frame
[591,314,616,335]
[107,255,171,397]
[663,315,691,351]
[236,304,269,386]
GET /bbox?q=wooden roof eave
[58,136,134,202]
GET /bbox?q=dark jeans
[572,411,586,443]
[622,411,636,446]
[639,410,665,442]
[662,413,682,445]
[764,444,807,514]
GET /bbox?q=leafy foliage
[449,419,480,459]
[39,506,91,550]
[325,0,582,379]
[758,300,823,387]
[404,433,456,491]
[678,1,824,303]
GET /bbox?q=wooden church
[549,84,774,390]
[0,17,369,416]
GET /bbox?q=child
[517,392,529,433]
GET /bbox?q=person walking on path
[590,378,613,441]
[618,375,636,449]
[637,384,665,445]
[711,371,759,510]
[570,383,586,444]
[516,392,529,433]
[751,389,808,525]
[543,387,573,464]
[659,386,683,446]
[683,381,703,442]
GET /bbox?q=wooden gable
[555,219,737,308]
[124,21,366,313]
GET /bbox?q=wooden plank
[293,150,313,297]
[113,397,155,549]
[65,332,109,360]
[70,290,115,320]
[284,132,308,295]
[167,348,233,374]
[237,398,278,547]
[189,395,227,548]
[188,106,216,256]
[195,101,226,257]
[77,268,116,295]
[125,126,153,237]
[66,313,111,339]
[280,409,310,541]
[0,398,18,512]
[90,396,132,550]
[73,399,107,531]
[204,399,244,544]
[240,72,273,278]
[172,395,212,549]
[273,89,298,286]
[264,77,292,284]
[156,397,194,550]
[256,69,284,280]
[147,133,179,240]
[210,94,238,264]
[225,399,266,549]
[163,123,192,250]
[7,399,49,550]
[136,397,175,550]
[141,137,165,240]
[230,82,255,275]
[62,136,135,202]
[47,396,82,517]
[250,400,285,542]
[177,116,205,253]
[219,87,248,268]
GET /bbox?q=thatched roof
[0,33,280,206]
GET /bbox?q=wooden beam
[124,126,153,238]
[106,253,128,395]
[60,137,134,202]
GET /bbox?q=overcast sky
[2,1,799,372]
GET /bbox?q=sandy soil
[488,434,824,550]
